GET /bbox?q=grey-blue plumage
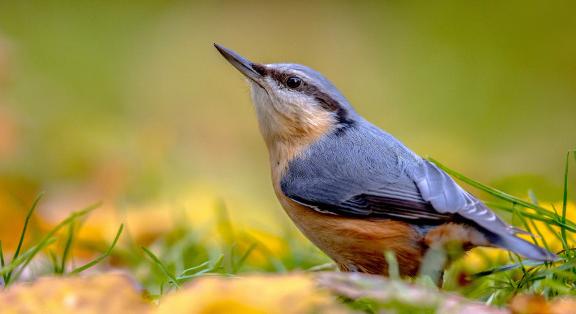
[281,118,556,261]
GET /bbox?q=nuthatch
[214,44,556,276]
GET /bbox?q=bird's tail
[491,233,558,261]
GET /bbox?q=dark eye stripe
[252,63,268,76]
[268,69,296,89]
[263,66,354,129]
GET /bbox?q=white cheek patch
[250,83,269,107]
[250,82,285,137]
[249,74,336,137]
[250,83,275,119]
[278,90,329,126]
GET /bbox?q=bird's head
[215,44,356,146]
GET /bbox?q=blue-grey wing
[281,123,555,260]
[410,159,517,235]
[280,125,456,223]
[410,159,555,260]
[280,124,509,230]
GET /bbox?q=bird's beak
[214,44,263,83]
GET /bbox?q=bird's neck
[265,132,323,189]
[257,109,334,183]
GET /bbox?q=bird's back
[281,119,555,262]
[282,119,427,211]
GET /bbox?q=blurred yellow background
[0,1,574,252]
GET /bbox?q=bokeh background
[0,0,574,268]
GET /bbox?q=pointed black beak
[214,43,263,83]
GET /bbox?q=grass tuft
[0,200,109,287]
[142,247,181,289]
[71,224,124,274]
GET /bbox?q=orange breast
[273,185,426,276]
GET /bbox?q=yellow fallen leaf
[0,272,149,314]
[510,294,576,314]
[156,273,346,314]
[531,202,576,251]
[549,298,576,314]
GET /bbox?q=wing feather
[411,160,515,235]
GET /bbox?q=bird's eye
[286,76,302,89]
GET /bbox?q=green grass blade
[485,201,576,232]
[142,247,180,288]
[543,223,564,250]
[511,203,539,245]
[177,255,225,280]
[384,250,400,280]
[418,246,446,284]
[71,224,124,274]
[12,238,59,282]
[526,192,554,253]
[0,241,6,284]
[216,200,234,244]
[209,254,224,273]
[12,193,43,262]
[306,263,337,272]
[58,221,76,274]
[233,242,257,273]
[36,202,99,255]
[0,242,4,269]
[528,190,539,205]
[561,151,571,250]
[5,193,44,284]
[0,203,98,278]
[528,219,552,253]
[224,243,236,274]
[1,237,57,278]
[180,260,211,275]
[471,258,557,279]
[429,158,557,219]
[49,250,59,273]
[241,232,287,273]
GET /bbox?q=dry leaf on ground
[156,273,347,314]
[0,272,149,314]
[509,294,576,314]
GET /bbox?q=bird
[214,44,557,277]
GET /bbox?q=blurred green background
[0,1,574,248]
